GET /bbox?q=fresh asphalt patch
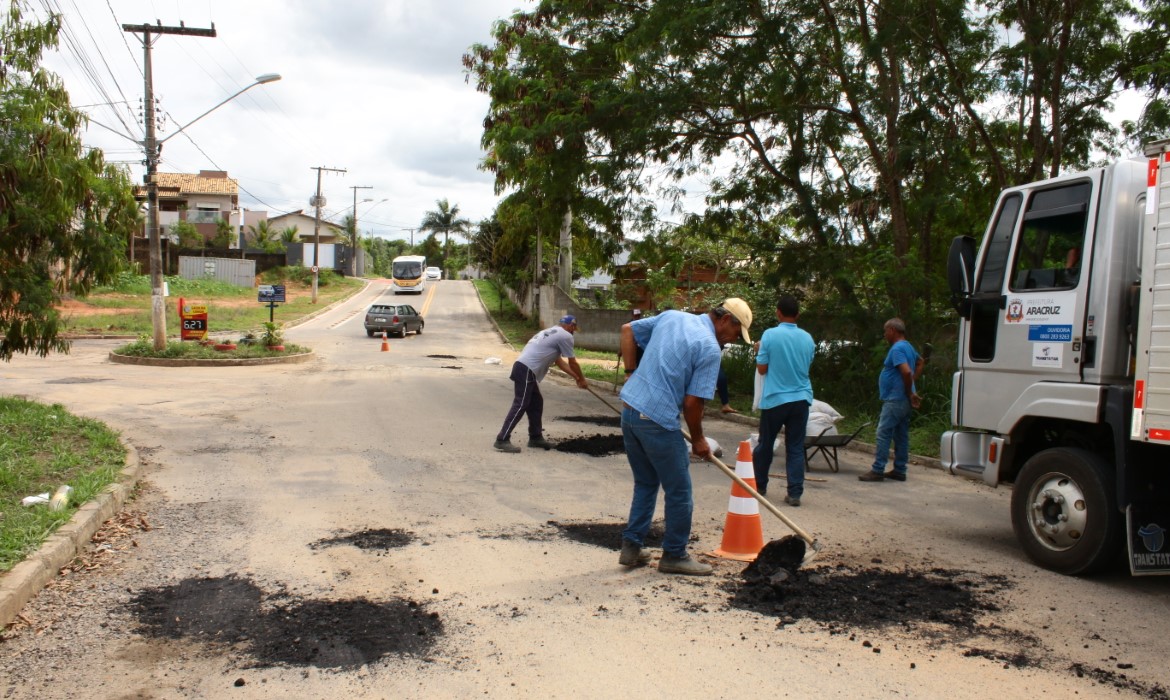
[129,574,441,669]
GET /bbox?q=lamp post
[142,73,281,350]
[350,186,373,276]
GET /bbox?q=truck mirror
[947,236,977,317]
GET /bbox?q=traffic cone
[381,331,389,352]
[712,440,765,561]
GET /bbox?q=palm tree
[419,198,470,267]
[278,225,299,252]
[247,220,275,251]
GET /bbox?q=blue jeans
[621,406,693,558]
[753,400,808,498]
[871,399,912,475]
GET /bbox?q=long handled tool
[585,385,821,565]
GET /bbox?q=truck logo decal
[1031,342,1064,368]
[1138,523,1166,553]
[1006,298,1024,322]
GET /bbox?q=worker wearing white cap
[494,315,589,453]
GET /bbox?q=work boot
[858,470,886,482]
[658,554,713,576]
[784,495,801,507]
[885,471,907,482]
[493,439,521,453]
[618,540,652,567]
[528,436,555,450]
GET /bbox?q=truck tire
[1010,447,1122,575]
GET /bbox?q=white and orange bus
[390,255,427,294]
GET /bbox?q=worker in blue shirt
[616,299,754,576]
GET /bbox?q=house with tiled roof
[132,170,239,243]
[266,210,344,243]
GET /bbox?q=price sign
[178,297,208,341]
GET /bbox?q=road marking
[419,281,438,317]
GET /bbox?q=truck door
[959,178,1096,431]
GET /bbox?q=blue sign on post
[258,284,286,303]
[1028,324,1073,342]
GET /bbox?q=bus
[390,255,427,294]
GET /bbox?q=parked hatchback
[364,303,424,337]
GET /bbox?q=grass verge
[0,397,126,572]
[62,270,363,337]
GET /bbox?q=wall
[500,282,629,353]
[178,256,256,288]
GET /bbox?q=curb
[0,442,142,630]
[108,350,314,367]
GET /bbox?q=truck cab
[943,140,1170,575]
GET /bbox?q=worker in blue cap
[494,315,589,453]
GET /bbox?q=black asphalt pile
[547,520,667,550]
[729,558,1011,632]
[309,528,415,551]
[130,575,442,669]
[554,433,625,456]
[558,414,622,428]
[426,354,457,359]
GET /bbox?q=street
[1,279,1168,699]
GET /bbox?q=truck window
[969,193,1021,362]
[1009,182,1090,292]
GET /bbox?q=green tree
[466,0,1148,331]
[419,198,471,268]
[169,220,201,249]
[278,225,299,252]
[212,217,234,248]
[247,219,275,251]
[0,4,138,361]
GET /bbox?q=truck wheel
[1010,447,1121,575]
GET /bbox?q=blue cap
[559,315,577,325]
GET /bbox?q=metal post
[309,165,346,303]
[350,185,372,276]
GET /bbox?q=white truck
[943,138,1170,576]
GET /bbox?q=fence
[178,256,257,288]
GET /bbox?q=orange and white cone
[381,331,389,352]
[712,440,765,561]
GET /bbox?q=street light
[144,74,281,350]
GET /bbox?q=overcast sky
[35,0,529,243]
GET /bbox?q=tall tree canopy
[0,4,138,361]
[466,0,1159,329]
[419,198,471,266]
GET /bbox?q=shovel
[585,385,821,566]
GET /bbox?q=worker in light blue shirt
[617,299,754,577]
[753,295,815,505]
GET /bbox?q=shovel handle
[681,428,816,547]
[587,385,817,549]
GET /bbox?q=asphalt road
[1,279,1168,699]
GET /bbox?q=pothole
[129,575,441,669]
[309,528,415,551]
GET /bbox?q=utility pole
[309,165,346,303]
[350,185,372,277]
[401,228,416,248]
[124,21,216,351]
